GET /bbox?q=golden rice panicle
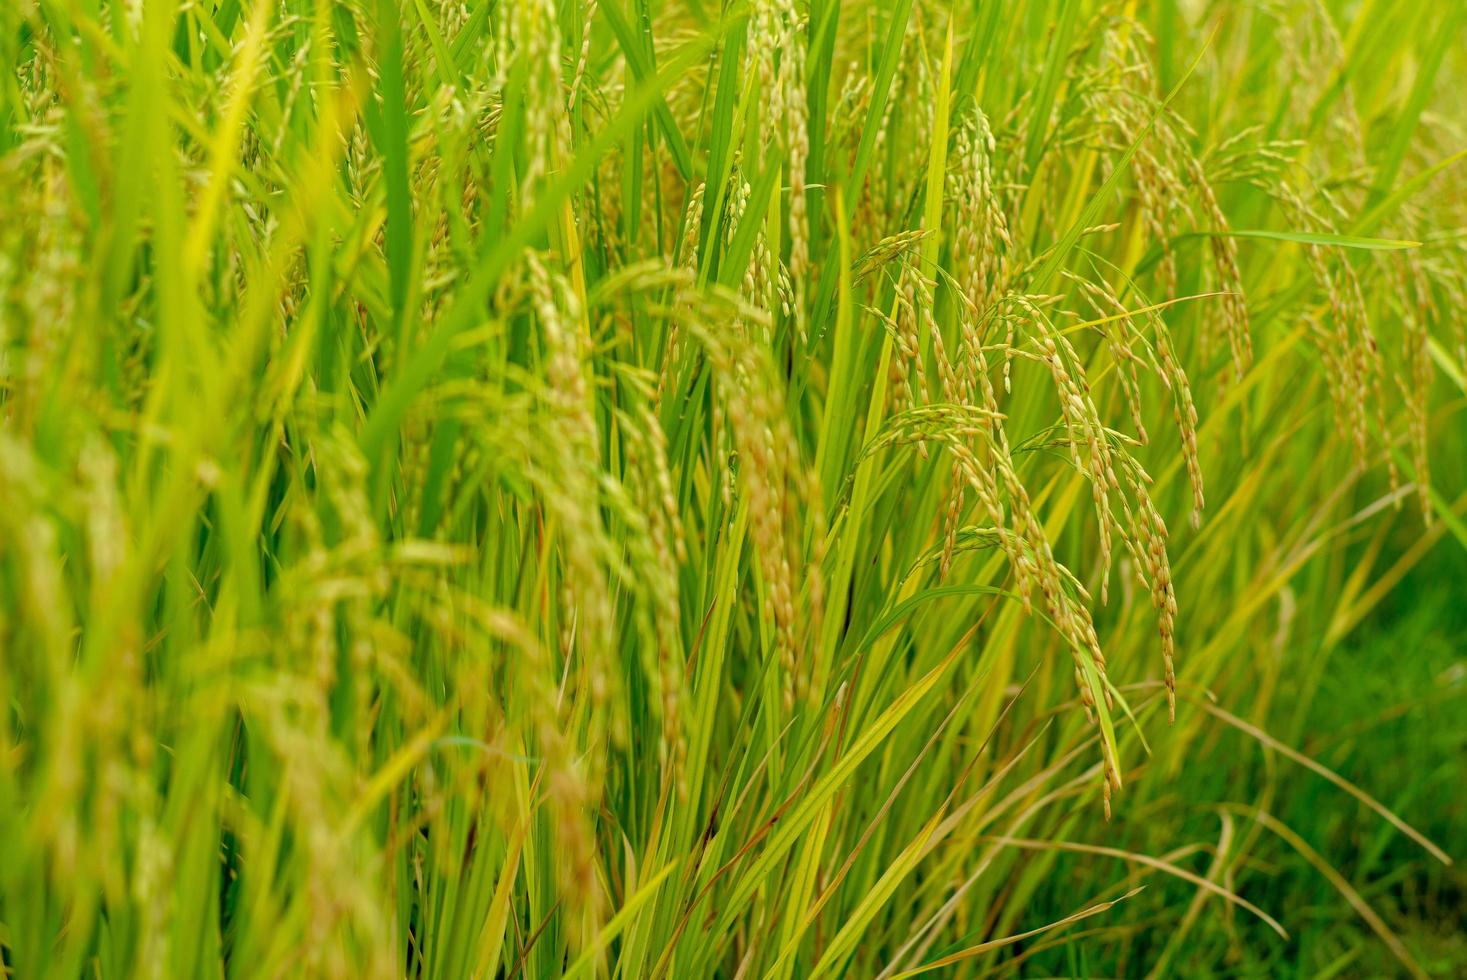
[895,256,935,417]
[859,235,929,439]
[751,0,810,291]
[1276,183,1398,476]
[1073,272,1206,526]
[655,185,708,404]
[1329,252,1386,468]
[471,605,599,941]
[693,169,817,706]
[982,275,1182,745]
[678,179,707,272]
[1089,20,1253,380]
[568,0,598,113]
[950,108,1013,318]
[0,436,103,894]
[2,168,85,426]
[1187,154,1253,379]
[1122,458,1179,721]
[1015,296,1124,606]
[1398,257,1435,524]
[623,398,689,794]
[916,276,961,411]
[682,290,807,707]
[1085,23,1189,302]
[1066,271,1148,446]
[879,395,1120,777]
[725,163,777,307]
[1153,318,1206,529]
[250,435,410,976]
[499,0,567,196]
[937,292,984,575]
[525,252,622,761]
[939,104,1016,572]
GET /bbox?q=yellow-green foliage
[0,0,1463,976]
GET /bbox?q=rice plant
[1,0,1463,976]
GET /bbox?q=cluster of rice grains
[844,25,1211,807]
[716,3,1443,815]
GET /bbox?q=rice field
[1,0,1464,976]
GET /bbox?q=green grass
[1,0,1464,976]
